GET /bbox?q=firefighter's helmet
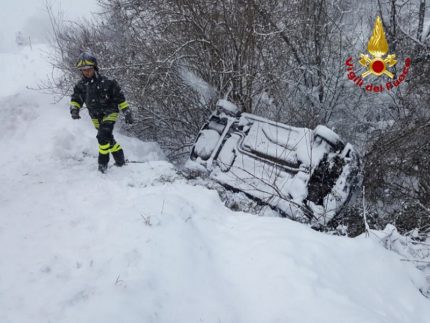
[76,52,98,70]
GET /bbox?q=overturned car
[187,100,361,226]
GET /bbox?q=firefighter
[69,52,134,173]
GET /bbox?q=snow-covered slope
[0,45,429,323]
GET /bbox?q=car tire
[193,129,220,160]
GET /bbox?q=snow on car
[187,100,361,226]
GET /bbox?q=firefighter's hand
[124,109,134,124]
[70,107,80,120]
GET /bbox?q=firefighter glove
[124,109,134,124]
[70,107,80,119]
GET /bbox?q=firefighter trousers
[92,117,125,167]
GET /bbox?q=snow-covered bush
[373,224,430,298]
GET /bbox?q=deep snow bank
[0,44,429,323]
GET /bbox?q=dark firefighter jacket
[70,73,129,119]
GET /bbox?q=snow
[0,44,51,97]
[194,129,220,160]
[217,99,241,115]
[421,18,430,42]
[239,113,329,169]
[0,44,430,323]
[217,133,239,171]
[179,67,216,105]
[1,0,100,50]
[314,125,341,146]
[243,121,301,165]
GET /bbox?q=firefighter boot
[98,163,108,173]
[98,143,110,173]
[111,142,125,167]
[112,149,125,166]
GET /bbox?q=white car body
[189,101,361,225]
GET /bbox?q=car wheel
[193,129,220,160]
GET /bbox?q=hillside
[0,44,429,323]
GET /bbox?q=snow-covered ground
[1,44,429,323]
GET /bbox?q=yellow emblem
[359,16,397,78]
